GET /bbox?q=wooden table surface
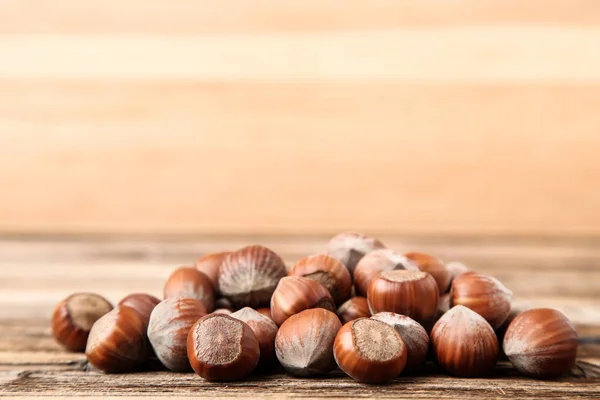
[1,235,599,399]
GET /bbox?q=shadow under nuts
[85,305,148,373]
[275,308,342,377]
[503,308,578,379]
[270,276,335,326]
[187,313,260,381]
[334,318,407,383]
[289,254,352,305]
[430,305,499,377]
[51,292,113,352]
[218,245,287,309]
[147,298,207,372]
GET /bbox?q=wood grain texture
[1,1,600,235]
[2,0,600,34]
[1,82,599,235]
[0,236,599,398]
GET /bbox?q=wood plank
[1,29,600,81]
[1,364,599,399]
[1,83,599,235]
[1,0,599,34]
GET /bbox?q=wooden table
[1,236,599,399]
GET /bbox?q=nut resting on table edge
[50,232,579,383]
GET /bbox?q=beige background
[1,0,599,236]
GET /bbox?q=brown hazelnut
[354,249,418,296]
[430,305,499,377]
[163,267,215,312]
[85,305,148,373]
[405,252,451,294]
[195,251,231,293]
[367,270,439,326]
[147,298,207,372]
[289,254,352,305]
[51,293,113,352]
[450,272,512,329]
[256,307,272,320]
[219,245,287,309]
[326,232,385,276]
[270,276,335,326]
[445,261,470,283]
[336,296,370,324]
[118,293,160,330]
[496,306,527,357]
[334,318,407,383]
[231,307,279,369]
[275,308,341,377]
[371,312,429,372]
[187,313,260,381]
[503,308,578,379]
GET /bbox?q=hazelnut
[326,232,385,276]
[430,305,499,377]
[219,245,287,309]
[405,252,451,294]
[503,308,578,379]
[289,254,352,305]
[336,296,370,324]
[147,298,207,372]
[231,307,279,369]
[213,308,233,315]
[270,276,335,326]
[275,308,341,377]
[256,307,272,320]
[367,270,439,326]
[118,293,160,330]
[51,293,113,352]
[334,318,407,383]
[445,261,470,283]
[450,272,512,329]
[496,306,527,357]
[371,312,429,372]
[214,297,234,311]
[187,313,260,381]
[163,267,215,311]
[195,251,231,293]
[354,249,417,296]
[85,305,148,373]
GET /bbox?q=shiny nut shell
[354,249,417,296]
[187,313,260,381]
[219,245,287,309]
[503,308,578,379]
[163,267,215,312]
[431,305,499,377]
[85,305,148,373]
[289,254,352,305]
[326,232,386,275]
[405,252,451,294]
[51,293,113,352]
[270,276,335,326]
[336,296,370,324]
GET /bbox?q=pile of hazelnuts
[51,232,579,383]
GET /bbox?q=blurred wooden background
[1,0,600,236]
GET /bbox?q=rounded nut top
[270,276,335,326]
[325,232,385,275]
[163,267,215,312]
[289,254,352,305]
[218,245,287,309]
[51,292,113,352]
[430,305,499,377]
[354,249,417,296]
[503,308,578,379]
